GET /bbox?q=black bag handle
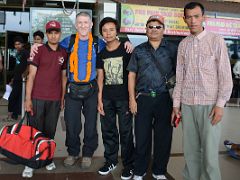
[14,112,33,141]
[14,112,27,135]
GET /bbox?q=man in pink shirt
[172,2,233,180]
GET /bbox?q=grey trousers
[181,104,221,180]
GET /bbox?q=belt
[70,79,96,85]
[136,91,162,98]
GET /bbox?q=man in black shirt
[8,36,28,120]
[97,17,134,180]
[127,15,177,180]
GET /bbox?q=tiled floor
[0,98,240,179]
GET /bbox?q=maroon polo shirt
[29,44,67,101]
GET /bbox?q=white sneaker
[22,166,34,178]
[46,162,56,171]
[133,173,146,180]
[133,175,144,180]
[152,173,168,180]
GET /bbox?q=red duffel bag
[0,113,56,169]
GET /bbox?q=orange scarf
[69,32,93,82]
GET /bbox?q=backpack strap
[93,36,98,54]
[66,34,76,79]
[68,34,76,53]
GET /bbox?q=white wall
[94,1,117,37]
[0,11,30,33]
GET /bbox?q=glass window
[226,39,240,104]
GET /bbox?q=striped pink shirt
[173,30,233,108]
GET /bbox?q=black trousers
[28,99,61,139]
[134,93,173,176]
[64,83,98,157]
[100,99,134,168]
[8,80,22,119]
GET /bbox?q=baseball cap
[146,14,164,25]
[45,20,61,32]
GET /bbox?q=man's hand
[97,100,105,116]
[209,106,224,125]
[60,98,65,111]
[124,41,134,53]
[0,63,3,72]
[171,107,181,126]
[129,98,137,115]
[29,43,43,60]
[25,99,33,116]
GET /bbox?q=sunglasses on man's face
[147,25,163,29]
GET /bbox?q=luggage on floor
[0,113,56,169]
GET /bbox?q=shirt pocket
[198,53,216,71]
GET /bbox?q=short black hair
[13,36,24,44]
[33,30,44,40]
[184,2,205,17]
[99,17,120,36]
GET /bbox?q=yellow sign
[120,3,189,35]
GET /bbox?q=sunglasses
[148,25,163,29]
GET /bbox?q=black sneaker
[98,162,117,175]
[121,168,133,180]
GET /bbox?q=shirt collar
[196,29,207,40]
[45,42,61,52]
[190,29,207,40]
[147,38,167,50]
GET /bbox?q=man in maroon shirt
[23,20,67,178]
